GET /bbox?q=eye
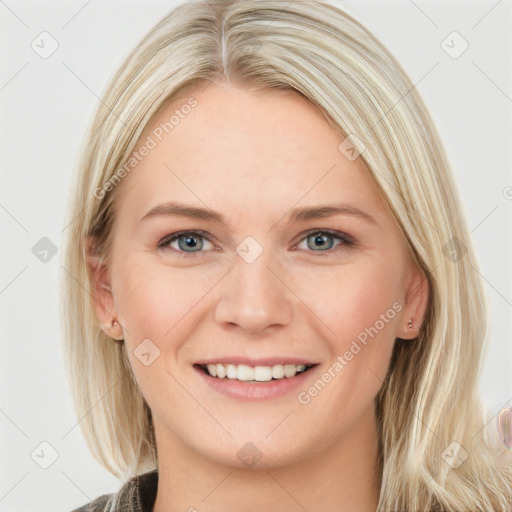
[157,229,355,258]
[157,230,215,257]
[294,229,355,254]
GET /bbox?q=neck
[153,405,380,512]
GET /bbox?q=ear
[396,263,429,340]
[84,236,122,339]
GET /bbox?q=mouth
[193,360,319,400]
[195,362,316,382]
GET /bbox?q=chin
[193,430,319,471]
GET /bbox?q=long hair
[60,1,512,510]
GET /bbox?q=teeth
[216,363,226,378]
[272,365,285,379]
[227,364,237,379]
[284,364,297,378]
[237,365,254,381]
[202,363,309,381]
[254,366,272,381]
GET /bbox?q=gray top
[71,469,158,512]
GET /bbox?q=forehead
[115,84,387,223]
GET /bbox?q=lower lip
[194,365,318,401]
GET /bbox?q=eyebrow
[140,201,378,226]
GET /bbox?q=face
[90,83,428,469]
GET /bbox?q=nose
[213,248,294,335]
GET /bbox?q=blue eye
[157,229,355,258]
[158,230,213,255]
[296,230,355,254]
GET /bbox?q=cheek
[111,253,223,341]
[294,259,402,345]
[296,262,401,402]
[110,255,207,404]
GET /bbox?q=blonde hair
[60,0,512,510]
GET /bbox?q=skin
[88,82,429,512]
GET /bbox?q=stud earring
[407,319,413,330]
[109,320,124,342]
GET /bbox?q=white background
[0,1,510,510]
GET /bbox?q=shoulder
[69,469,158,512]
[70,492,113,512]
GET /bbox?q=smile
[194,360,318,400]
[198,363,313,382]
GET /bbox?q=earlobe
[399,266,429,340]
[103,319,124,341]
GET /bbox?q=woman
[61,0,512,510]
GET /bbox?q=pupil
[180,235,200,251]
[309,233,332,250]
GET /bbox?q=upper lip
[194,357,317,366]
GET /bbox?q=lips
[194,360,319,401]
[193,356,318,400]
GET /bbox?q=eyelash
[157,229,356,258]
